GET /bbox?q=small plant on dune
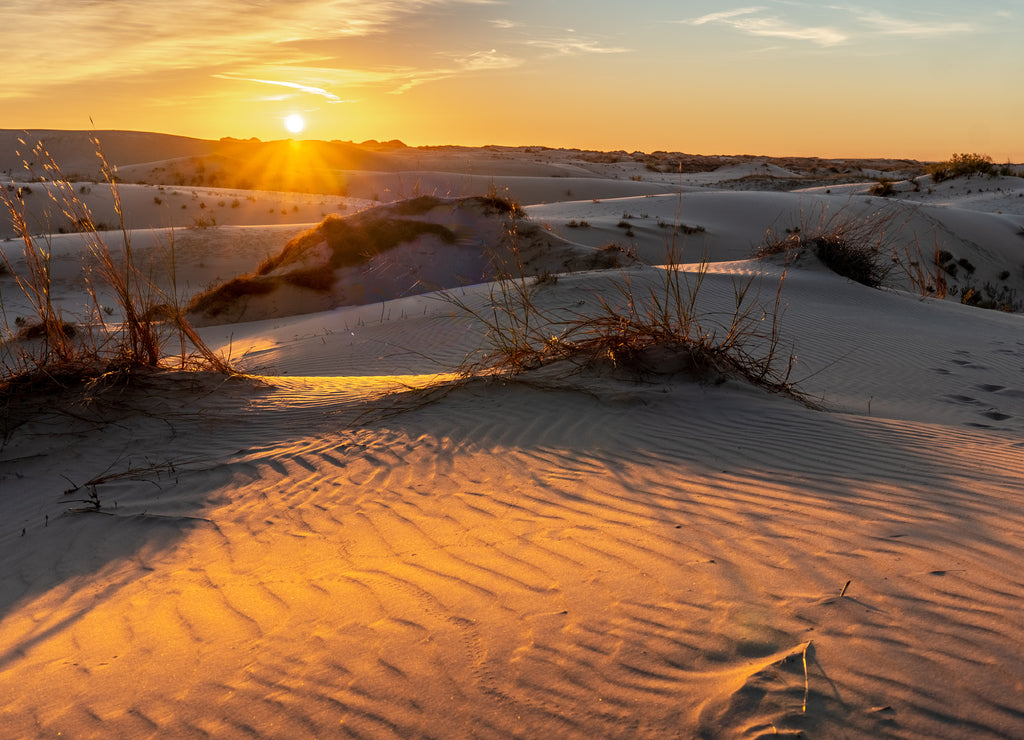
[959,282,1022,312]
[658,220,705,235]
[442,210,800,400]
[927,153,995,183]
[869,178,895,197]
[755,206,901,289]
[896,238,948,299]
[1,137,236,403]
[481,183,525,217]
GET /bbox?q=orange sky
[1,1,1021,160]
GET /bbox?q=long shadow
[0,372,267,638]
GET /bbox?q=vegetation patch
[477,191,525,217]
[257,216,457,275]
[658,220,705,235]
[440,239,802,404]
[2,138,238,417]
[869,178,895,197]
[755,209,898,289]
[390,195,445,216]
[959,283,1021,312]
[186,276,275,317]
[927,152,1000,183]
[282,268,336,292]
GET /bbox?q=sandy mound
[185,196,637,326]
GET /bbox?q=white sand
[2,141,1024,739]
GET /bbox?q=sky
[1,1,1021,160]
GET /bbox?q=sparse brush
[481,182,525,217]
[442,214,801,400]
[1,137,238,400]
[898,237,948,299]
[755,205,902,289]
[869,178,895,197]
[1,181,82,372]
[927,152,995,183]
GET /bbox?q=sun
[284,114,305,134]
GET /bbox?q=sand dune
[3,138,1024,738]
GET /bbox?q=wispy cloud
[0,0,507,97]
[679,7,847,46]
[526,35,630,56]
[384,49,523,94]
[855,10,975,37]
[218,47,522,101]
[453,49,520,71]
[214,75,348,103]
[686,8,766,26]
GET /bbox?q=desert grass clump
[443,215,800,400]
[896,238,948,299]
[959,282,1021,312]
[1,137,237,402]
[869,178,895,197]
[480,183,525,217]
[755,206,900,289]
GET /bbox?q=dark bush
[927,153,994,183]
[812,235,888,288]
[869,178,895,197]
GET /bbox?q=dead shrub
[1,137,237,393]
[442,214,800,400]
[756,207,900,289]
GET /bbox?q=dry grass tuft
[441,214,802,401]
[755,206,902,289]
[1,136,239,411]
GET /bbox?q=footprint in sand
[976,384,1005,393]
[944,394,981,406]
